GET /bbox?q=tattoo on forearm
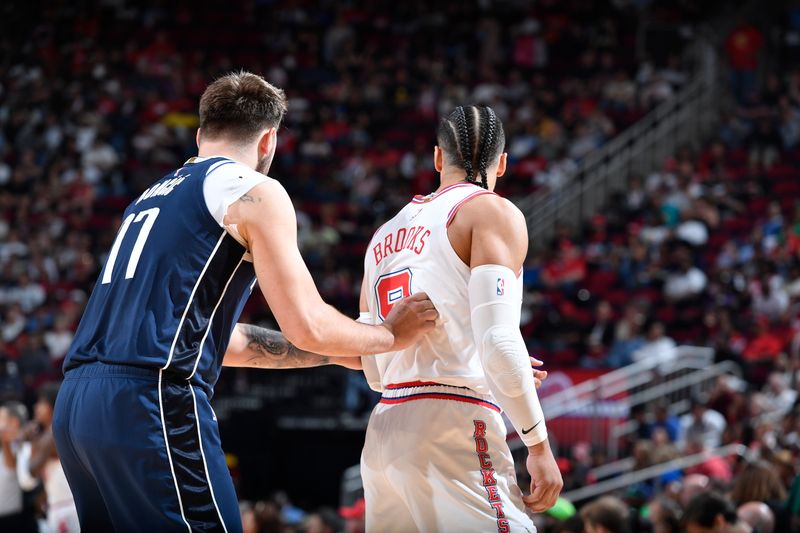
[239,324,330,368]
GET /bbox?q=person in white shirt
[663,250,707,302]
[20,385,79,533]
[631,321,677,371]
[679,396,727,450]
[0,402,29,532]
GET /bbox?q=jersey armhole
[442,190,497,268]
[445,190,497,228]
[202,162,269,256]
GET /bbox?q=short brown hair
[198,71,287,144]
[580,496,630,533]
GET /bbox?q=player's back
[363,182,521,393]
[65,157,264,394]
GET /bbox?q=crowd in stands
[0,0,695,410]
[1,0,799,531]
[513,7,800,533]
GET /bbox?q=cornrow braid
[455,106,475,182]
[476,106,497,190]
[436,105,505,189]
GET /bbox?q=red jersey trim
[446,190,497,227]
[411,182,476,204]
[380,392,502,413]
[384,380,443,389]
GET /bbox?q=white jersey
[362,182,522,393]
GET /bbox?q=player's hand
[330,356,363,370]
[383,292,438,350]
[530,357,547,390]
[522,440,563,513]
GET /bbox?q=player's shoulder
[206,159,288,195]
[456,192,526,230]
[207,158,270,183]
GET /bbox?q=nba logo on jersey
[496,277,505,296]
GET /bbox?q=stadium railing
[516,39,721,245]
[561,443,750,503]
[605,360,743,456]
[507,346,743,460]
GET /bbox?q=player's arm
[358,276,386,389]
[225,180,436,357]
[453,194,563,512]
[28,431,56,479]
[223,323,360,370]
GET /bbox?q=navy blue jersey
[66,157,260,395]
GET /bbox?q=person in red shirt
[725,20,764,103]
[743,320,784,363]
[542,239,587,288]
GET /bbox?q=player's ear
[495,152,508,178]
[258,127,276,156]
[195,129,201,149]
[434,145,444,172]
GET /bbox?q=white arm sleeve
[469,264,548,446]
[357,312,384,392]
[15,441,38,491]
[203,160,269,250]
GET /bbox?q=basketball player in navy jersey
[52,71,437,532]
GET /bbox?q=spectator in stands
[339,497,365,533]
[0,402,33,532]
[737,501,774,533]
[15,384,78,533]
[0,358,21,405]
[647,497,682,533]
[743,319,784,366]
[301,507,341,533]
[605,303,647,367]
[650,427,681,468]
[663,249,707,302]
[683,492,749,533]
[680,474,711,509]
[648,402,681,443]
[683,437,733,484]
[581,300,616,367]
[580,495,631,533]
[679,396,726,450]
[631,321,677,370]
[730,461,789,529]
[708,376,748,426]
[42,316,74,363]
[763,372,797,416]
[542,239,588,288]
[725,19,764,103]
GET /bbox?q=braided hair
[437,105,505,190]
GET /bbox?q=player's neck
[197,142,257,170]
[436,169,470,192]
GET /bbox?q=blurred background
[1,0,799,532]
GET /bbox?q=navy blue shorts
[52,362,241,532]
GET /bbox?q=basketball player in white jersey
[358,105,563,532]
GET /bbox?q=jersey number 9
[374,268,413,322]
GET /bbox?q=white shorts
[361,382,535,533]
